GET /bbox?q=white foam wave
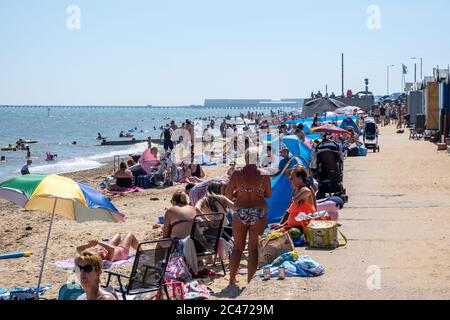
[32,158,105,175]
[30,143,152,175]
[86,142,149,161]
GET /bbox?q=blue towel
[258,256,325,278]
[0,285,52,300]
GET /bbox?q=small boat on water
[100,139,148,146]
[1,146,17,151]
[23,140,38,144]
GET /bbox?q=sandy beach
[0,152,250,299]
[2,125,450,299]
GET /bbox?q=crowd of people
[369,101,408,129]
[56,103,404,300]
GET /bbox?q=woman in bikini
[75,250,117,300]
[162,191,197,240]
[225,147,272,285]
[76,232,139,262]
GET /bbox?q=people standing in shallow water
[21,159,32,175]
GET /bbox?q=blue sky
[1,0,449,105]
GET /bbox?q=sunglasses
[75,264,94,273]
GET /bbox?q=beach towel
[105,186,144,195]
[55,256,135,270]
[0,285,52,300]
[161,279,212,300]
[181,236,198,275]
[258,256,325,278]
[139,149,159,174]
[165,257,192,283]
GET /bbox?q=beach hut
[302,97,347,118]
[440,81,450,138]
[408,91,424,126]
[425,82,440,130]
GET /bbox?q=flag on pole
[402,64,408,74]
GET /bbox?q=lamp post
[411,57,423,81]
[387,65,395,95]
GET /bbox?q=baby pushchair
[314,141,348,203]
[363,121,380,153]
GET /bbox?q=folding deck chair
[104,238,176,300]
[191,213,226,275]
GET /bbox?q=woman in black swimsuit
[108,161,133,191]
[189,152,205,178]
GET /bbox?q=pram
[363,120,380,153]
[314,141,348,203]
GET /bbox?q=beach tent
[302,97,347,118]
[266,136,311,225]
[340,117,361,135]
[139,149,159,175]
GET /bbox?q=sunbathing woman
[76,232,139,262]
[225,147,271,285]
[189,152,206,179]
[162,191,197,240]
[282,166,317,228]
[108,161,134,191]
[177,162,203,184]
[75,250,117,300]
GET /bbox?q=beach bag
[258,231,294,267]
[304,221,347,249]
[136,175,152,189]
[294,211,331,229]
[358,147,368,157]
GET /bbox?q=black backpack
[163,128,171,140]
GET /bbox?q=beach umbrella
[0,174,126,296]
[335,106,362,114]
[302,97,347,117]
[321,111,337,118]
[311,125,350,135]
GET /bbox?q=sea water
[0,106,295,180]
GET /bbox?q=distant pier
[0,104,299,110]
